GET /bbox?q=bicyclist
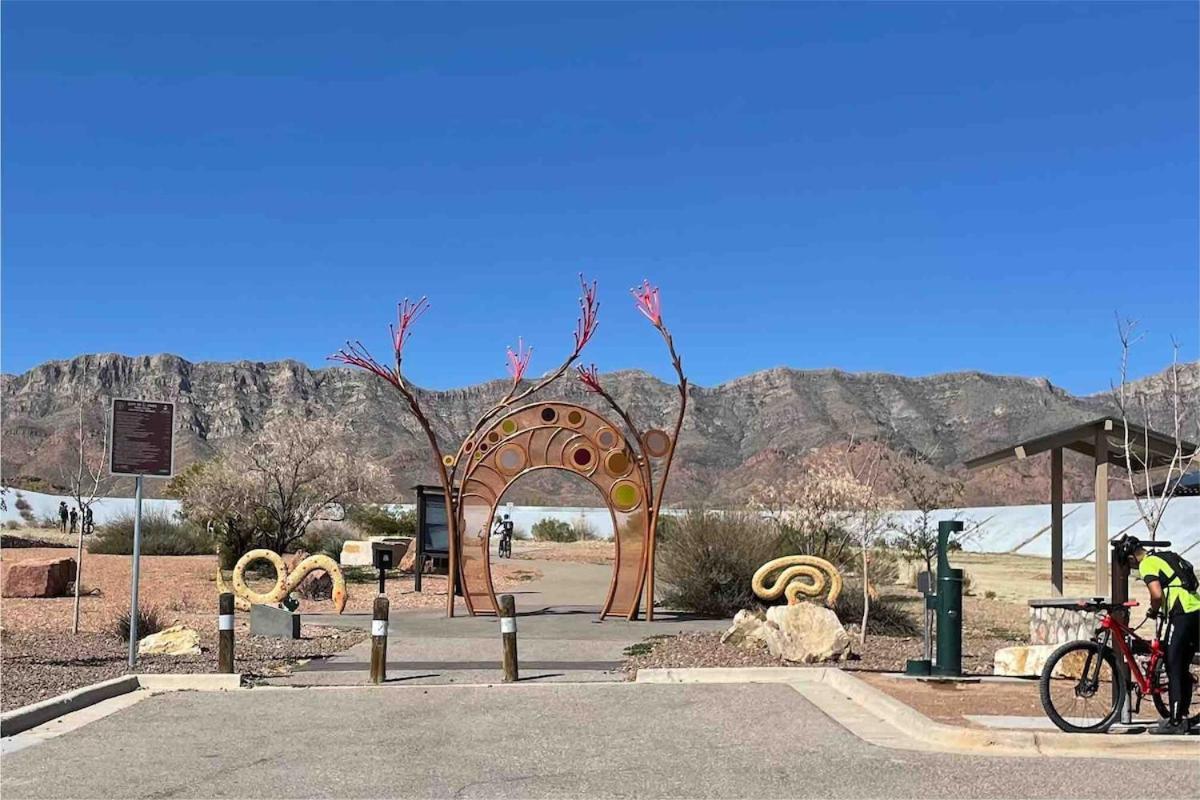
[1118,535,1200,735]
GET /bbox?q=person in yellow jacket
[1119,535,1200,735]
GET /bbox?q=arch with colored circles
[454,401,668,620]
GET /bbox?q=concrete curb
[1,676,139,738]
[0,674,242,739]
[135,673,242,692]
[636,667,1199,760]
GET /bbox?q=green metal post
[933,520,964,677]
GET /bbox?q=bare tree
[748,439,895,641]
[842,441,894,644]
[171,417,387,557]
[1113,316,1199,540]
[884,447,965,575]
[61,401,110,634]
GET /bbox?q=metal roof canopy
[964,417,1198,600]
[965,417,1198,472]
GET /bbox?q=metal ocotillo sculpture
[332,276,687,620]
[215,549,347,613]
[752,555,843,608]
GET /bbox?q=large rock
[339,540,373,567]
[138,624,201,656]
[722,603,852,664]
[765,603,853,663]
[1,556,76,597]
[993,644,1093,677]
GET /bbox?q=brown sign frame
[109,398,175,477]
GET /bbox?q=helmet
[1113,534,1142,563]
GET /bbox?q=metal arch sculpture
[332,276,687,620]
[458,402,653,619]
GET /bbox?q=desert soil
[0,538,540,710]
[509,538,615,565]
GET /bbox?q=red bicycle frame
[1093,602,1164,701]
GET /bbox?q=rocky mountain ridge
[3,353,1196,505]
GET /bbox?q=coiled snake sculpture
[215,549,347,613]
[752,555,843,608]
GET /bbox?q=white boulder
[138,624,202,657]
[722,603,852,664]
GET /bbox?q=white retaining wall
[4,486,1196,560]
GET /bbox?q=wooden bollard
[218,592,235,674]
[499,594,518,682]
[370,596,389,684]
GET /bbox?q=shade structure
[965,417,1198,597]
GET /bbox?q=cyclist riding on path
[1118,535,1200,735]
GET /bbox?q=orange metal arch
[456,401,652,620]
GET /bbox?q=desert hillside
[2,354,1195,505]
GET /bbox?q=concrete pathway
[4,683,1196,799]
[284,559,728,686]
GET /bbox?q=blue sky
[3,2,1196,394]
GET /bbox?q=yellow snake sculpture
[215,549,347,613]
[752,555,843,608]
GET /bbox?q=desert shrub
[571,518,598,541]
[654,513,681,542]
[532,518,574,542]
[833,584,920,637]
[13,494,34,523]
[657,509,783,617]
[866,548,900,586]
[348,505,416,538]
[4,520,20,530]
[297,522,359,561]
[777,522,858,571]
[89,511,214,556]
[112,605,165,642]
[38,513,60,528]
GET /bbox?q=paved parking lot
[3,682,1196,799]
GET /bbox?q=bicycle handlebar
[1075,598,1140,611]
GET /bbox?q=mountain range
[2,353,1196,506]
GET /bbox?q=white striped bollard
[218,592,235,673]
[370,596,389,684]
[499,594,518,682]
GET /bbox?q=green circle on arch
[611,482,640,511]
[501,419,518,435]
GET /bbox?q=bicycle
[1039,597,1199,733]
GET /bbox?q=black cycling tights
[1165,610,1199,718]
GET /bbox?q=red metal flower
[576,363,603,394]
[574,274,600,351]
[631,280,661,327]
[390,297,430,360]
[329,340,400,389]
[506,337,532,382]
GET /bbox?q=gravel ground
[0,546,540,711]
[1,625,369,711]
[623,590,1025,678]
[622,629,1020,677]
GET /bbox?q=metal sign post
[128,475,143,668]
[109,399,175,668]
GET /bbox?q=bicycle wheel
[1039,640,1125,733]
[1149,657,1200,725]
